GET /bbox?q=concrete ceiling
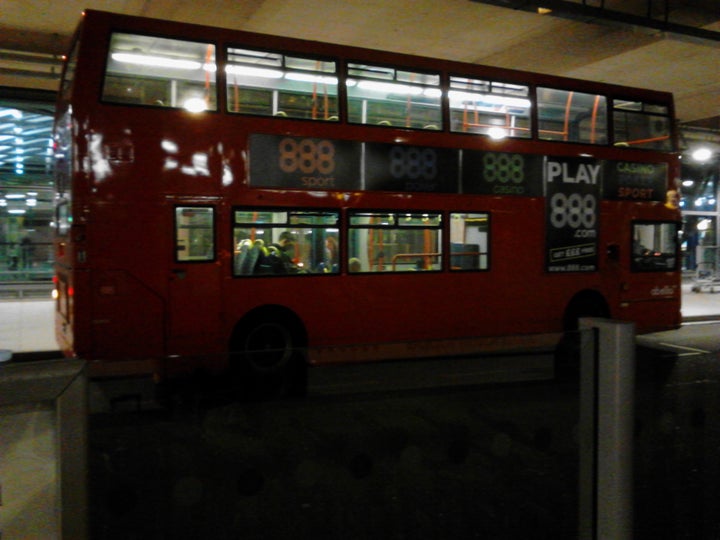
[1,0,718,129]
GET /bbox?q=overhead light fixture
[226,65,283,78]
[285,72,338,85]
[487,127,508,140]
[112,52,202,70]
[448,91,531,110]
[691,147,712,163]
[356,80,423,96]
[183,98,207,113]
[538,7,552,15]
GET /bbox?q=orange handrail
[204,45,214,107]
[563,91,574,142]
[391,252,441,271]
[233,76,240,113]
[590,94,601,144]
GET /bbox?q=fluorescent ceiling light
[488,127,508,140]
[692,147,712,162]
[449,90,531,110]
[184,98,207,113]
[226,65,283,78]
[357,80,423,96]
[112,52,202,70]
[285,72,338,85]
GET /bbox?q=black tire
[555,293,610,379]
[230,312,307,398]
[241,319,294,374]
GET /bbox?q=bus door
[168,205,221,354]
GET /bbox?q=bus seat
[255,244,285,274]
[234,239,252,275]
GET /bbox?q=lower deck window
[449,213,490,270]
[348,211,443,272]
[632,221,679,272]
[233,209,340,276]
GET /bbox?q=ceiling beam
[470,0,720,44]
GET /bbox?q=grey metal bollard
[578,318,635,540]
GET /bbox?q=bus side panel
[88,269,165,360]
[623,298,682,333]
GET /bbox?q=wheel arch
[562,289,611,332]
[228,304,308,353]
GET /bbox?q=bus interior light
[488,127,507,140]
[284,72,338,85]
[225,65,283,79]
[111,53,203,70]
[357,80,424,96]
[448,91,531,110]
[692,147,712,162]
[183,98,207,113]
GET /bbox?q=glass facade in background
[0,96,55,287]
[681,159,719,272]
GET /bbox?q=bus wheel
[243,319,293,374]
[555,292,610,379]
[230,312,307,398]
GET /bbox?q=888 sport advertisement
[544,156,601,272]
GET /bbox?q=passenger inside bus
[270,232,301,274]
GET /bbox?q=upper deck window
[613,100,673,151]
[226,47,338,121]
[347,63,442,130]
[537,88,607,144]
[102,33,217,112]
[449,76,531,139]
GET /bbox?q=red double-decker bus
[54,10,681,391]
